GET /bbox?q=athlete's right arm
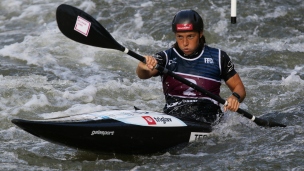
[136,56,159,79]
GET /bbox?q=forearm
[231,84,246,102]
[224,73,246,112]
[226,74,246,102]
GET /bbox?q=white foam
[265,6,288,18]
[0,151,27,164]
[0,29,59,66]
[212,8,229,35]
[0,127,16,140]
[77,0,96,13]
[23,94,50,108]
[134,12,144,30]
[282,70,304,86]
[140,2,153,7]
[10,5,43,21]
[179,152,209,157]
[0,0,22,12]
[213,20,228,35]
[63,85,97,103]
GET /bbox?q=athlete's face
[175,31,203,56]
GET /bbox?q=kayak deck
[12,110,212,154]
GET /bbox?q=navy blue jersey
[155,45,236,105]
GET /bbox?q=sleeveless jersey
[159,45,224,104]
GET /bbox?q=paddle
[56,4,286,128]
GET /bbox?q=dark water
[0,0,303,170]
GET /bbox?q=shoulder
[204,45,219,51]
[204,45,234,67]
[219,50,233,69]
[203,45,222,59]
[208,48,237,81]
[220,50,230,60]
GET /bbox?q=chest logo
[204,58,214,64]
[168,58,177,65]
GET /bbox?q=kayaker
[136,9,246,125]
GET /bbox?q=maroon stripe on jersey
[162,73,221,98]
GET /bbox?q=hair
[200,33,206,45]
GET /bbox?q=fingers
[224,96,240,112]
[145,56,157,70]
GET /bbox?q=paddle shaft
[56,4,286,127]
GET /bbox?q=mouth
[183,48,191,55]
[183,48,189,52]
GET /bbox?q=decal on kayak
[142,116,157,125]
[117,113,186,127]
[91,130,114,136]
[153,117,172,124]
[142,116,173,125]
[189,132,210,142]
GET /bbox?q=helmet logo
[176,24,193,31]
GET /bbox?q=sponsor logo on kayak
[142,116,157,125]
[176,24,193,31]
[189,132,210,142]
[91,130,114,136]
[142,116,173,125]
[153,117,172,124]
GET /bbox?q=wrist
[232,92,241,102]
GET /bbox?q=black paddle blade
[56,4,124,51]
[254,117,286,127]
[237,108,286,127]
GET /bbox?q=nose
[183,37,189,46]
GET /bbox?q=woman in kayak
[136,9,246,125]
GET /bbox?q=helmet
[172,10,204,32]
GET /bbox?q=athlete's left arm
[225,74,246,112]
[221,51,246,112]
[225,74,246,102]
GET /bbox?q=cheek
[177,42,183,49]
[189,39,200,47]
[176,40,184,47]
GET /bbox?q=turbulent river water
[0,0,303,170]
